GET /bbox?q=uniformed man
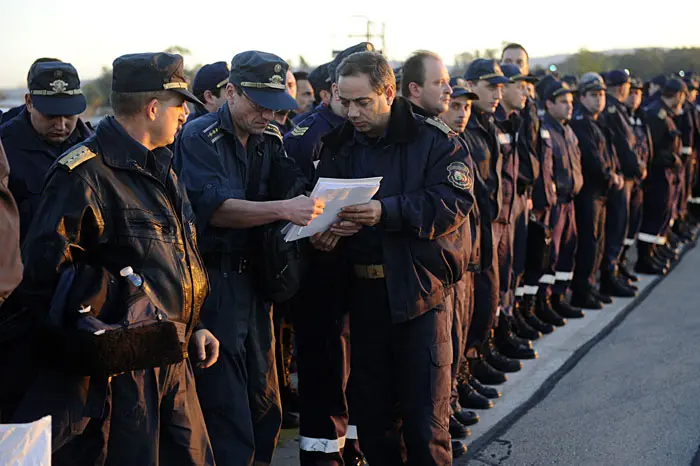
[643,74,668,107]
[0,58,62,125]
[636,78,687,274]
[401,50,452,118]
[190,61,230,121]
[492,64,540,360]
[283,42,373,466]
[174,51,320,466]
[537,80,585,321]
[294,71,315,115]
[461,59,513,387]
[599,70,641,297]
[685,75,700,221]
[441,81,503,417]
[570,72,622,308]
[292,62,332,125]
[315,50,474,466]
[499,44,545,342]
[12,51,219,465]
[0,61,92,244]
[621,77,654,279]
[273,69,298,133]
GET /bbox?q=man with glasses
[174,51,323,466]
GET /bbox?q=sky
[2,0,700,88]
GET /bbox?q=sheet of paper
[284,177,382,242]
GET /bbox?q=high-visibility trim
[623,238,636,246]
[524,285,539,295]
[346,425,358,440]
[688,197,700,204]
[300,436,346,453]
[555,271,573,281]
[681,146,693,155]
[637,232,666,245]
[539,274,556,284]
[515,287,525,297]
[163,82,188,90]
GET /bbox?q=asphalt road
[466,245,700,466]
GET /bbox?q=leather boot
[494,319,538,360]
[512,300,543,340]
[452,440,468,458]
[599,269,637,297]
[468,375,502,399]
[483,332,523,372]
[535,295,566,327]
[468,356,507,386]
[590,287,613,304]
[452,400,480,426]
[570,288,604,310]
[458,378,496,407]
[520,295,555,334]
[449,415,469,439]
[551,293,585,318]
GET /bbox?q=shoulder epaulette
[290,125,309,137]
[657,108,667,120]
[57,145,97,172]
[263,123,283,141]
[202,121,223,143]
[425,117,453,136]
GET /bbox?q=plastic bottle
[119,266,143,287]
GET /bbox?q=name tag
[498,133,512,145]
[540,129,551,139]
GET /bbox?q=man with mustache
[0,61,92,244]
[175,51,322,466]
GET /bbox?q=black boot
[570,288,604,310]
[657,244,679,262]
[458,379,495,408]
[551,293,585,318]
[599,269,637,297]
[449,415,469,439]
[635,254,668,275]
[468,375,502,399]
[469,356,508,386]
[619,247,639,283]
[590,287,613,304]
[512,300,543,341]
[494,319,538,360]
[521,295,555,334]
[535,295,566,327]
[452,401,480,426]
[497,313,534,348]
[452,440,468,458]
[484,332,523,373]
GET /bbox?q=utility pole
[333,16,386,57]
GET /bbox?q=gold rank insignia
[426,117,453,135]
[58,146,97,171]
[291,126,309,137]
[658,109,667,120]
[263,123,283,141]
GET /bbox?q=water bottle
[120,266,143,287]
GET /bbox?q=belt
[353,264,385,279]
[203,253,250,274]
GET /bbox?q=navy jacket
[174,103,305,258]
[570,105,616,197]
[515,98,542,195]
[541,113,583,202]
[0,109,92,243]
[629,108,654,174]
[602,95,642,181]
[494,107,520,223]
[283,103,345,186]
[316,97,475,323]
[644,100,683,169]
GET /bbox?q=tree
[164,45,191,56]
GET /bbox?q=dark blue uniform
[626,109,654,251]
[316,97,475,466]
[174,103,305,465]
[0,109,92,243]
[539,113,583,296]
[638,100,682,252]
[462,109,502,351]
[570,104,616,296]
[601,95,641,274]
[282,102,353,466]
[674,104,696,223]
[0,104,24,125]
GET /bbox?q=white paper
[284,177,382,242]
[0,416,51,466]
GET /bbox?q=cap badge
[54,70,63,78]
[49,79,69,94]
[270,74,284,85]
[274,64,282,73]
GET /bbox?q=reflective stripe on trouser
[573,192,606,293]
[542,200,577,295]
[638,166,675,252]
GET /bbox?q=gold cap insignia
[270,75,284,85]
[274,64,282,73]
[49,79,69,94]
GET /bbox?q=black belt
[202,253,250,274]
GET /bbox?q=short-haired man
[175,51,320,465]
[317,50,475,465]
[0,61,92,243]
[402,50,452,117]
[190,61,230,121]
[570,73,622,308]
[294,71,315,115]
[13,52,219,465]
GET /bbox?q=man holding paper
[314,51,475,466]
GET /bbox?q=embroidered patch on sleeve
[447,161,473,190]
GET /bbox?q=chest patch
[447,161,473,191]
[498,133,512,145]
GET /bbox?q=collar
[467,108,492,131]
[96,116,172,184]
[4,108,88,156]
[215,102,264,148]
[544,112,567,134]
[315,103,346,128]
[409,100,434,118]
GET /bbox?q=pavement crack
[473,438,512,464]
